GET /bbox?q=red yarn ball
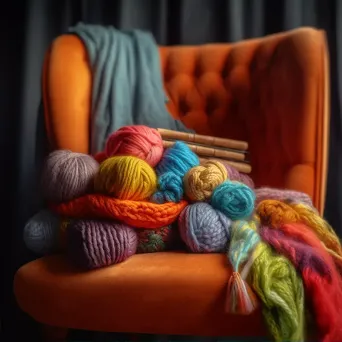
[105,125,163,167]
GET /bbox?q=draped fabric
[2,0,342,340]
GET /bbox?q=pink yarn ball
[105,125,163,167]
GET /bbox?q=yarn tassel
[225,272,258,315]
[225,250,258,315]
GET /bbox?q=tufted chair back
[44,27,329,214]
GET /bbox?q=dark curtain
[2,0,342,340]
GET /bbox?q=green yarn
[251,242,305,342]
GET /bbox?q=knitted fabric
[136,225,177,253]
[50,194,187,228]
[261,223,342,342]
[68,220,138,269]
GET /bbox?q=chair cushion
[14,253,267,337]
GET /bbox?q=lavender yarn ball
[178,203,231,253]
[224,163,255,189]
[41,150,99,203]
[67,220,138,270]
[23,210,61,255]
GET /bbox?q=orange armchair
[14,27,329,341]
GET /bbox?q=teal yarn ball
[152,141,199,203]
[211,180,255,220]
[151,172,183,203]
[23,209,61,255]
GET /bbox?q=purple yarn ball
[41,150,99,203]
[67,220,138,269]
[178,202,231,253]
[224,163,255,189]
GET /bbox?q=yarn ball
[184,160,228,201]
[155,141,200,177]
[178,202,231,253]
[67,220,138,269]
[224,163,255,189]
[152,141,199,204]
[42,150,99,203]
[151,172,183,203]
[136,225,176,253]
[211,181,255,220]
[94,155,157,201]
[23,210,61,255]
[105,125,163,167]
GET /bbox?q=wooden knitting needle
[199,157,252,174]
[157,128,248,151]
[162,140,246,161]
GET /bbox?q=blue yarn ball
[151,172,183,203]
[211,181,255,220]
[23,210,61,255]
[156,141,199,177]
[152,141,199,203]
[178,202,231,252]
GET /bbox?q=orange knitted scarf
[50,194,187,228]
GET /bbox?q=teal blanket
[68,23,191,154]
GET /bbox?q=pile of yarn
[23,125,202,270]
[22,124,342,342]
[176,157,342,341]
[224,189,342,342]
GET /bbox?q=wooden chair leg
[42,325,69,342]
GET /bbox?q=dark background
[2,0,342,340]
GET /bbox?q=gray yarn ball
[41,149,99,203]
[23,210,61,255]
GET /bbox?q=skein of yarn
[211,181,255,220]
[105,125,164,167]
[251,242,305,342]
[178,202,231,253]
[94,156,157,201]
[42,150,99,203]
[136,225,176,253]
[155,141,200,177]
[256,200,342,267]
[23,210,61,255]
[184,160,228,202]
[67,220,138,269]
[255,187,314,208]
[152,141,199,203]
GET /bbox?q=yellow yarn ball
[94,156,157,201]
[183,160,228,201]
